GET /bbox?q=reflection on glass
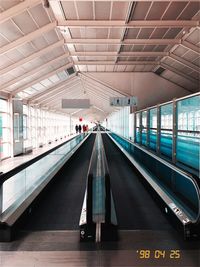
[160,104,173,159]
[177,95,200,172]
[1,134,85,216]
[111,132,199,222]
[14,113,20,141]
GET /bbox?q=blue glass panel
[111,132,199,220]
[160,104,173,159]
[177,95,200,172]
[149,108,157,128]
[141,129,147,146]
[149,108,157,151]
[177,134,199,171]
[149,129,157,151]
[160,130,172,159]
[136,128,140,143]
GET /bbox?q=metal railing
[108,131,200,239]
[79,131,117,242]
[0,132,90,241]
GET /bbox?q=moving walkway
[0,128,199,242]
[104,131,200,239]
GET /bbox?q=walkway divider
[79,131,118,242]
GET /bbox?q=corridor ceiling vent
[154,66,166,76]
[65,66,75,76]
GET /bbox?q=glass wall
[141,111,148,146]
[103,107,130,139]
[134,93,200,175]
[176,95,200,171]
[0,101,72,161]
[149,108,157,151]
[160,103,173,159]
[24,105,71,149]
[0,99,11,160]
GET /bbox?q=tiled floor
[0,230,199,267]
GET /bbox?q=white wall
[89,72,190,110]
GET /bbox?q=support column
[147,110,150,148]
[157,105,161,155]
[139,112,142,145]
[172,99,177,164]
[134,112,136,143]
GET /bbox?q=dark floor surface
[102,134,176,231]
[21,133,96,231]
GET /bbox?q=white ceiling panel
[61,1,77,19]
[43,29,60,44]
[17,42,36,57]
[12,11,38,34]
[182,50,199,62]
[87,65,97,72]
[0,54,13,69]
[0,19,23,41]
[162,2,187,20]
[179,2,200,19]
[29,3,51,27]
[22,57,45,71]
[0,0,21,11]
[111,2,129,20]
[131,2,151,20]
[30,35,48,50]
[0,73,15,85]
[4,49,24,62]
[77,2,93,20]
[146,2,169,20]
[0,34,9,47]
[95,2,111,20]
[109,28,123,39]
[186,28,200,46]
[96,65,105,72]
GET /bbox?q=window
[149,108,157,151]
[160,104,173,159]
[177,95,200,172]
[14,113,20,141]
[0,99,11,160]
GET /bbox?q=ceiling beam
[74,60,159,65]
[169,54,200,73]
[12,63,74,95]
[58,20,199,29]
[181,40,199,54]
[0,40,64,76]
[71,51,168,57]
[160,63,198,84]
[0,21,57,55]
[64,38,180,45]
[34,81,81,104]
[1,53,70,90]
[85,85,110,101]
[38,85,82,105]
[29,75,78,101]
[79,72,129,96]
[82,78,124,99]
[0,0,41,23]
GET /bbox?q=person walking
[75,124,79,134]
[78,124,82,133]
